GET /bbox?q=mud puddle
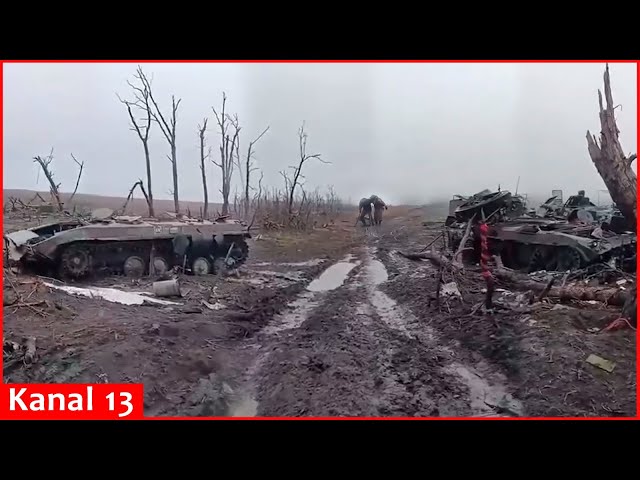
[263,292,319,334]
[307,254,361,292]
[446,363,524,417]
[362,249,522,417]
[365,259,388,285]
[357,251,416,338]
[264,255,361,334]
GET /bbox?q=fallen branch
[397,250,630,307]
[398,250,451,265]
[453,213,475,265]
[493,268,628,307]
[536,278,555,302]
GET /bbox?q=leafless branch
[212,92,241,216]
[198,117,209,218]
[32,149,63,212]
[135,67,181,214]
[287,122,329,214]
[117,66,155,217]
[68,153,85,202]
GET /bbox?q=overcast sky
[3,62,637,205]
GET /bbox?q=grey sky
[3,62,637,205]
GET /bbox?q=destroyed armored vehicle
[4,214,252,280]
[445,189,636,273]
[536,190,615,224]
[445,189,526,226]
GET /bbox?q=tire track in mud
[369,226,525,417]
[227,253,364,416]
[234,242,524,417]
[354,247,523,416]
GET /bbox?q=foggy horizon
[3,62,637,206]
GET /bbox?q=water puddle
[370,290,415,338]
[306,257,360,292]
[447,363,523,417]
[263,291,319,334]
[365,259,389,286]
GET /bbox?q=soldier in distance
[358,197,373,226]
[370,195,388,226]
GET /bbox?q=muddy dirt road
[4,208,636,417]
[249,245,522,417]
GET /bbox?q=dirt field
[3,205,636,417]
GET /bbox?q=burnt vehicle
[445,189,636,273]
[536,189,622,226]
[4,214,252,280]
[445,189,527,226]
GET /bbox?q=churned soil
[3,205,635,417]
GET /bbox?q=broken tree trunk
[397,250,630,307]
[33,151,63,212]
[586,64,637,229]
[492,268,628,307]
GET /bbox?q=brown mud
[3,208,635,417]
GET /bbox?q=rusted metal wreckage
[445,189,636,274]
[4,210,251,280]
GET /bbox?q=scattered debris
[152,278,182,298]
[445,188,635,275]
[23,337,38,364]
[440,282,461,298]
[585,354,616,373]
[202,300,226,310]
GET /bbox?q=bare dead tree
[120,179,150,214]
[117,66,155,217]
[135,69,182,213]
[240,126,270,219]
[33,149,63,211]
[285,122,329,215]
[586,64,637,228]
[198,118,210,218]
[212,93,240,216]
[68,153,85,203]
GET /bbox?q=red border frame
[0,59,638,420]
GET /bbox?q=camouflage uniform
[370,195,387,225]
[358,197,373,226]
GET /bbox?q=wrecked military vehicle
[536,190,622,226]
[4,213,252,280]
[445,189,636,273]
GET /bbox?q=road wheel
[123,256,146,278]
[192,256,212,276]
[60,245,93,279]
[152,256,170,276]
